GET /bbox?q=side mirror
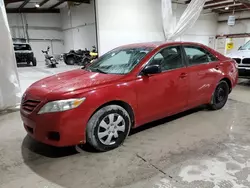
[142,64,161,75]
[238,46,242,50]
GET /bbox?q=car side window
[150,46,184,71]
[184,46,217,66]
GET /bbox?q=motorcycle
[42,46,58,68]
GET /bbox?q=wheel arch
[89,100,135,128]
[220,77,232,93]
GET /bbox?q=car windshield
[240,40,250,50]
[87,47,153,74]
[14,44,31,51]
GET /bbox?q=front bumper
[238,66,250,78]
[20,108,89,147]
[15,52,33,63]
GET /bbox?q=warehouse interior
[1,0,250,187]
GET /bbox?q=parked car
[20,42,238,151]
[227,40,250,78]
[14,43,37,66]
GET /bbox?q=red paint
[20,42,238,147]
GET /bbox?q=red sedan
[20,42,238,151]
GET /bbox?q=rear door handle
[180,73,187,78]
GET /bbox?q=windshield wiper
[91,68,107,74]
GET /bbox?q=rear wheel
[32,57,37,66]
[86,105,131,152]
[51,64,57,68]
[65,56,75,65]
[209,80,229,110]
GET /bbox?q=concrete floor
[0,64,250,188]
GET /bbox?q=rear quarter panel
[204,45,238,96]
[193,44,238,103]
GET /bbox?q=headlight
[38,98,86,114]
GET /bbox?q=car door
[183,45,220,108]
[135,45,189,126]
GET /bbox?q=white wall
[7,1,97,63]
[217,11,250,41]
[96,0,218,54]
[173,4,218,48]
[7,13,64,62]
[217,11,250,54]
[61,1,97,52]
[96,0,164,55]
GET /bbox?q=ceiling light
[35,3,40,8]
[225,6,229,10]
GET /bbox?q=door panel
[135,69,188,126]
[186,63,219,108]
[183,45,220,108]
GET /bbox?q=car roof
[119,41,205,49]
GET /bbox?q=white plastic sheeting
[162,0,206,41]
[0,0,21,110]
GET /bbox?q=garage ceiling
[5,0,90,13]
[5,0,250,14]
[183,0,250,14]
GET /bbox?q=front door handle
[180,73,187,79]
[215,63,223,70]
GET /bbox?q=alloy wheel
[97,113,126,145]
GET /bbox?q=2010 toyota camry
[20,42,238,151]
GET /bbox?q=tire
[32,57,37,66]
[209,80,229,110]
[51,64,57,68]
[65,56,75,65]
[86,105,131,152]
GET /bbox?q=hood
[26,69,123,99]
[227,50,250,59]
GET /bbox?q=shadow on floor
[17,63,33,68]
[0,108,20,116]
[22,135,78,159]
[238,79,250,86]
[21,106,204,158]
[130,106,204,135]
[21,106,206,188]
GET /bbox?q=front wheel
[86,105,131,152]
[32,57,37,66]
[209,80,229,110]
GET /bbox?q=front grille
[233,58,241,64]
[242,58,250,64]
[22,99,41,113]
[15,52,32,62]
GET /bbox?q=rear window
[14,44,31,51]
